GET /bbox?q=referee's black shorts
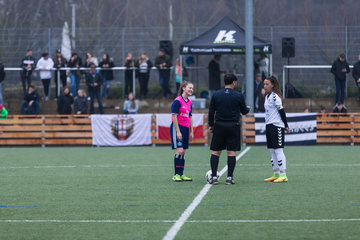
[210,121,241,151]
[266,124,285,149]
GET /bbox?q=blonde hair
[78,89,87,98]
[177,81,193,96]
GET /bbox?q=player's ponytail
[265,76,283,100]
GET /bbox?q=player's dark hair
[265,75,283,99]
[178,81,193,96]
[224,73,237,85]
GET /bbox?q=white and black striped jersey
[264,92,285,128]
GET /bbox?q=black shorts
[266,124,285,149]
[210,121,241,151]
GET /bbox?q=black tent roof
[180,16,272,55]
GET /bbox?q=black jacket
[68,56,83,77]
[57,93,74,114]
[74,96,88,114]
[53,55,67,77]
[331,58,350,81]
[208,88,249,126]
[155,54,172,76]
[24,90,40,103]
[20,56,36,76]
[352,61,360,84]
[86,71,103,88]
[99,60,115,81]
[135,59,153,78]
[208,59,221,90]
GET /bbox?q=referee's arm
[208,96,216,127]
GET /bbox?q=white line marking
[1,218,360,223]
[162,146,252,240]
[1,163,360,170]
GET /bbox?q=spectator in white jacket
[36,53,54,100]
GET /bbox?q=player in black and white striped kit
[263,76,290,183]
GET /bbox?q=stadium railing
[242,113,360,145]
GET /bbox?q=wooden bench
[0,115,92,146]
[242,113,360,145]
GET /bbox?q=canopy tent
[180,16,272,55]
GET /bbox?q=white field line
[1,218,360,223]
[162,147,252,240]
[1,163,360,170]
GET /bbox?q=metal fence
[1,26,360,98]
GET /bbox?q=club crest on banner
[110,116,135,140]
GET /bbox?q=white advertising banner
[254,113,317,145]
[91,114,152,146]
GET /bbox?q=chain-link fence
[1,26,360,98]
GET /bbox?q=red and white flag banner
[156,113,205,141]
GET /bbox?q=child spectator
[57,87,74,114]
[333,103,347,113]
[0,104,8,119]
[74,89,88,114]
[21,85,40,114]
[123,92,138,114]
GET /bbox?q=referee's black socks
[210,154,219,177]
[227,156,236,177]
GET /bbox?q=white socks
[269,148,286,174]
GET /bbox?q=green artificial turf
[0,146,359,239]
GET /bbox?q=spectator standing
[0,58,6,105]
[68,53,83,97]
[256,88,266,113]
[254,73,264,111]
[86,63,104,114]
[208,54,221,99]
[155,49,172,98]
[21,85,40,114]
[0,104,8,119]
[53,49,67,99]
[99,53,115,98]
[174,58,183,94]
[331,53,350,105]
[255,53,269,80]
[123,92,138,114]
[135,52,152,100]
[85,52,98,67]
[352,54,360,101]
[20,49,36,95]
[36,53,54,100]
[57,87,74,114]
[124,53,135,95]
[74,89,88,114]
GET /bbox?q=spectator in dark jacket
[68,52,83,96]
[57,87,74,114]
[53,49,67,98]
[124,52,135,95]
[20,49,36,95]
[99,53,115,98]
[135,52,153,100]
[208,54,221,99]
[333,103,348,113]
[21,85,40,114]
[331,53,350,105]
[86,63,104,114]
[74,89,88,114]
[155,49,172,98]
[352,54,360,101]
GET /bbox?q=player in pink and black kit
[170,81,194,182]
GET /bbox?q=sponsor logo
[263,46,270,52]
[182,46,189,53]
[110,116,135,140]
[214,30,236,44]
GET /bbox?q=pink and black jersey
[171,95,192,127]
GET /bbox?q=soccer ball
[205,170,219,183]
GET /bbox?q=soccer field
[0,146,359,240]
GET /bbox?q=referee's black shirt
[208,87,249,127]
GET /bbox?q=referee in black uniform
[208,73,250,185]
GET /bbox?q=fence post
[48,28,52,55]
[283,66,286,98]
[121,27,126,98]
[345,25,348,98]
[132,67,136,97]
